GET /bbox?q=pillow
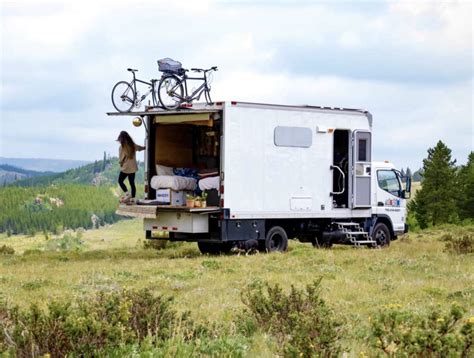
[156,164,174,176]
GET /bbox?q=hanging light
[132,116,143,127]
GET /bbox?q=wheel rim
[375,229,388,246]
[269,233,283,251]
[112,82,134,112]
[159,77,183,109]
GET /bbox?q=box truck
[108,101,410,253]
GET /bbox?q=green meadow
[0,219,472,356]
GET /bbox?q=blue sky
[0,0,472,170]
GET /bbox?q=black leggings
[118,172,136,198]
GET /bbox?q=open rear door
[351,130,372,208]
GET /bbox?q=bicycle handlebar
[190,66,218,73]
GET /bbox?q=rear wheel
[371,222,391,248]
[265,226,288,252]
[158,75,184,109]
[111,81,135,112]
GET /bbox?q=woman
[117,131,144,203]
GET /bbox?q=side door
[351,130,372,208]
[375,169,405,233]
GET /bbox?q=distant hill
[0,164,53,186]
[0,157,90,173]
[13,158,144,187]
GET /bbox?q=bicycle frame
[167,72,211,102]
[129,72,158,107]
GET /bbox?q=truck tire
[197,242,232,255]
[372,222,391,248]
[265,226,288,252]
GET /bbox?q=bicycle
[157,61,218,110]
[111,68,159,112]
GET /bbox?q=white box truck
[109,101,410,253]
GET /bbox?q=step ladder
[333,222,376,247]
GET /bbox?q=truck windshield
[377,170,402,197]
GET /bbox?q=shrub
[45,232,83,252]
[368,303,473,356]
[0,289,189,357]
[143,239,167,250]
[0,245,14,255]
[441,234,474,254]
[240,278,344,357]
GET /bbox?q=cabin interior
[146,113,222,205]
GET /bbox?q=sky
[0,0,472,171]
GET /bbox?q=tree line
[409,141,473,229]
[0,184,120,235]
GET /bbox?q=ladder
[333,222,376,247]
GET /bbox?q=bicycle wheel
[111,81,135,112]
[204,87,213,105]
[158,75,184,110]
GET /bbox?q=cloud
[0,0,472,171]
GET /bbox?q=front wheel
[158,75,184,110]
[204,88,213,105]
[371,222,391,248]
[111,81,135,112]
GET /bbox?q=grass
[0,220,473,355]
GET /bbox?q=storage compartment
[144,212,209,233]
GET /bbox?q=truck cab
[371,161,410,239]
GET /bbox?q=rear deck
[116,204,221,219]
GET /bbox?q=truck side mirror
[406,176,411,193]
[404,176,412,199]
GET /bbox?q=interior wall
[155,124,193,167]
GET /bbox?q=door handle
[330,165,345,196]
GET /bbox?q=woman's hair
[116,131,136,159]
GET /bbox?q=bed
[150,175,197,191]
[151,164,219,192]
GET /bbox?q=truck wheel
[265,226,288,252]
[197,242,232,255]
[372,222,391,248]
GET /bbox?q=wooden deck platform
[116,204,220,218]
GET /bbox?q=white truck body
[222,102,372,219]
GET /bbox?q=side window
[377,170,401,197]
[358,139,367,161]
[274,126,312,148]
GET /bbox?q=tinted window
[274,126,312,148]
[358,139,367,161]
[377,170,401,197]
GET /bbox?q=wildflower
[436,318,445,323]
[468,316,474,324]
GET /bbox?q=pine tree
[457,152,474,220]
[410,141,458,228]
[102,151,107,171]
[406,167,412,178]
